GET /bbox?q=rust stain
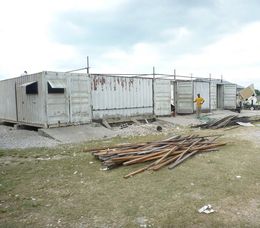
[93,76,98,90]
[100,76,105,91]
[113,78,117,91]
[129,78,134,91]
[100,77,106,86]
[121,78,124,88]
[91,80,93,90]
[92,76,106,91]
[109,78,112,90]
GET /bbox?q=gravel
[0,125,60,149]
[114,120,176,137]
[0,120,176,150]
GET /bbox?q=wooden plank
[130,117,141,125]
[102,119,112,129]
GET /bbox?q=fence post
[87,56,90,74]
[209,73,212,113]
[152,66,155,115]
[174,69,177,116]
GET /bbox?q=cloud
[0,0,128,77]
[1,0,260,90]
[172,22,260,87]
[90,21,260,90]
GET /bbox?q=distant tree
[255,89,260,96]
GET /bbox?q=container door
[210,83,217,110]
[224,84,237,109]
[193,81,210,112]
[176,81,194,114]
[46,78,69,125]
[68,76,91,123]
[154,79,171,116]
[16,81,38,123]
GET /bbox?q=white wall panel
[224,84,237,109]
[91,75,153,119]
[0,79,17,121]
[154,79,171,116]
[176,81,194,114]
[193,81,210,111]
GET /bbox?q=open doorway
[217,84,224,109]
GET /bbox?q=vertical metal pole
[14,82,18,122]
[152,66,155,115]
[86,56,93,121]
[87,56,90,74]
[174,69,177,116]
[190,73,195,113]
[209,73,212,113]
[221,74,223,83]
[191,73,194,113]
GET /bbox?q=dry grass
[0,128,259,227]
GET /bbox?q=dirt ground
[0,111,260,227]
[1,109,260,149]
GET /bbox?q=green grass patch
[0,129,259,227]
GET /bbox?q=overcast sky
[0,0,260,88]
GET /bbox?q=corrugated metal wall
[45,72,91,125]
[91,75,153,119]
[0,78,17,121]
[224,84,237,109]
[193,81,210,111]
[154,79,171,116]
[16,73,46,125]
[0,72,238,126]
[45,72,69,125]
[176,81,194,114]
[69,74,91,123]
[210,83,217,110]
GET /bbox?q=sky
[0,0,260,88]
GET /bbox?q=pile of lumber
[194,115,260,129]
[86,135,226,178]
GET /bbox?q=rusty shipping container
[91,75,154,119]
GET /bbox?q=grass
[0,128,259,227]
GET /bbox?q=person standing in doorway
[194,94,205,118]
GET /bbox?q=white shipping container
[91,75,153,119]
[0,71,91,128]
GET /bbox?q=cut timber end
[102,119,112,129]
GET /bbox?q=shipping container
[0,71,91,128]
[0,71,238,127]
[91,75,153,119]
[174,79,237,114]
